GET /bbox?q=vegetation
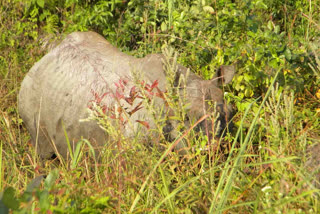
[1,0,319,213]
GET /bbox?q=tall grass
[0,1,319,212]
[1,48,319,213]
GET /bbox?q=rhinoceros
[18,31,235,159]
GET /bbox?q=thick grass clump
[1,50,319,213]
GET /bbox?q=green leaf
[267,21,273,31]
[244,74,252,82]
[203,6,214,13]
[39,190,50,211]
[140,26,146,33]
[2,187,19,210]
[244,88,253,97]
[269,58,279,68]
[37,0,45,8]
[284,48,292,60]
[26,175,45,193]
[274,25,280,34]
[94,196,111,208]
[247,31,256,38]
[44,169,59,190]
[255,0,268,9]
[161,22,167,32]
[237,75,244,82]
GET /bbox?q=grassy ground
[1,1,320,213]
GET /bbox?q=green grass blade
[129,114,209,213]
[158,165,175,213]
[62,121,73,161]
[210,69,280,213]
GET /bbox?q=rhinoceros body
[19,31,234,159]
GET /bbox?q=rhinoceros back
[18,32,142,159]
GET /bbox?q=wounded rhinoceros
[18,31,235,159]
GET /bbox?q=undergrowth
[0,0,319,213]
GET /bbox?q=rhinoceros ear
[215,65,235,85]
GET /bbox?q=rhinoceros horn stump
[19,31,235,160]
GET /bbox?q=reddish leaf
[151,80,159,89]
[117,106,123,113]
[144,84,151,92]
[128,102,143,115]
[113,90,124,100]
[102,106,107,114]
[119,81,125,90]
[34,165,41,174]
[90,90,110,104]
[115,81,124,93]
[57,188,66,196]
[125,97,134,105]
[130,86,137,97]
[123,78,129,85]
[125,86,139,105]
[101,92,109,99]
[155,87,166,100]
[136,120,150,129]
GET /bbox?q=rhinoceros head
[163,63,235,148]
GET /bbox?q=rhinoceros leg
[23,111,56,160]
[19,77,56,159]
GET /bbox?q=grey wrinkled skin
[19,31,235,159]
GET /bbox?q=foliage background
[0,0,319,213]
